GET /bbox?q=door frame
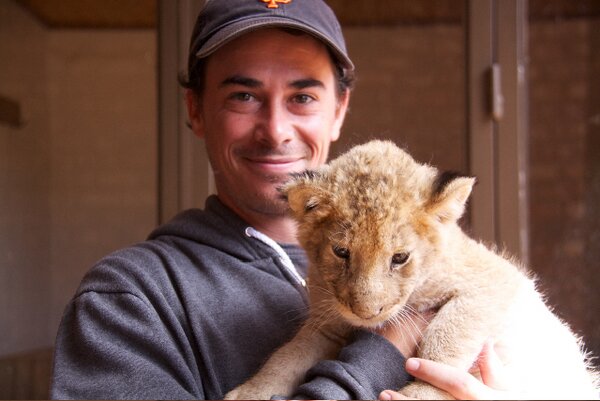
[467,0,529,261]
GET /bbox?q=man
[51,0,508,399]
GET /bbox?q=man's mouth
[243,156,306,174]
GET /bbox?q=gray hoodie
[50,195,411,399]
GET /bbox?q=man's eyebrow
[290,78,325,90]
[220,75,263,88]
[219,76,325,90]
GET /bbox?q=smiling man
[50,0,508,399]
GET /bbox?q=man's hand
[378,340,515,400]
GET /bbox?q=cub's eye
[332,245,350,259]
[391,252,410,266]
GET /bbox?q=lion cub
[225,140,599,400]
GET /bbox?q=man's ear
[426,172,476,223]
[280,170,332,221]
[184,89,205,138]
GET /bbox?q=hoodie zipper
[244,227,307,288]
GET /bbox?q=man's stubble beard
[218,171,291,218]
[246,172,290,216]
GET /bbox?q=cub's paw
[224,381,287,400]
[401,381,454,400]
[224,387,260,400]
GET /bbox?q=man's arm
[50,291,203,399]
[287,310,432,399]
[290,330,413,400]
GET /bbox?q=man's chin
[249,194,290,216]
[233,184,290,217]
[217,178,292,218]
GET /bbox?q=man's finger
[378,389,416,400]
[478,340,512,391]
[404,358,491,400]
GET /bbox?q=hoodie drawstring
[245,227,307,288]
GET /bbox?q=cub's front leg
[224,320,349,400]
[402,381,454,400]
[399,295,506,400]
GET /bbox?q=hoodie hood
[148,195,307,286]
[149,195,262,261]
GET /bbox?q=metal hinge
[491,63,504,121]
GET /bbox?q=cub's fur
[225,140,599,400]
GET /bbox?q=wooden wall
[0,348,53,399]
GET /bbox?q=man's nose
[254,100,295,147]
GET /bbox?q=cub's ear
[279,169,331,220]
[427,171,476,223]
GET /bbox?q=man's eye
[230,92,254,102]
[292,94,314,104]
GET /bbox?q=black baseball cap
[188,0,354,75]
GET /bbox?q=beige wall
[0,0,52,356]
[47,29,158,341]
[0,0,157,356]
[528,17,600,355]
[333,25,467,174]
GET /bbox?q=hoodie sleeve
[50,291,203,400]
[289,330,413,400]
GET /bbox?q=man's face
[187,28,349,219]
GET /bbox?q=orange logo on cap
[261,0,291,8]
